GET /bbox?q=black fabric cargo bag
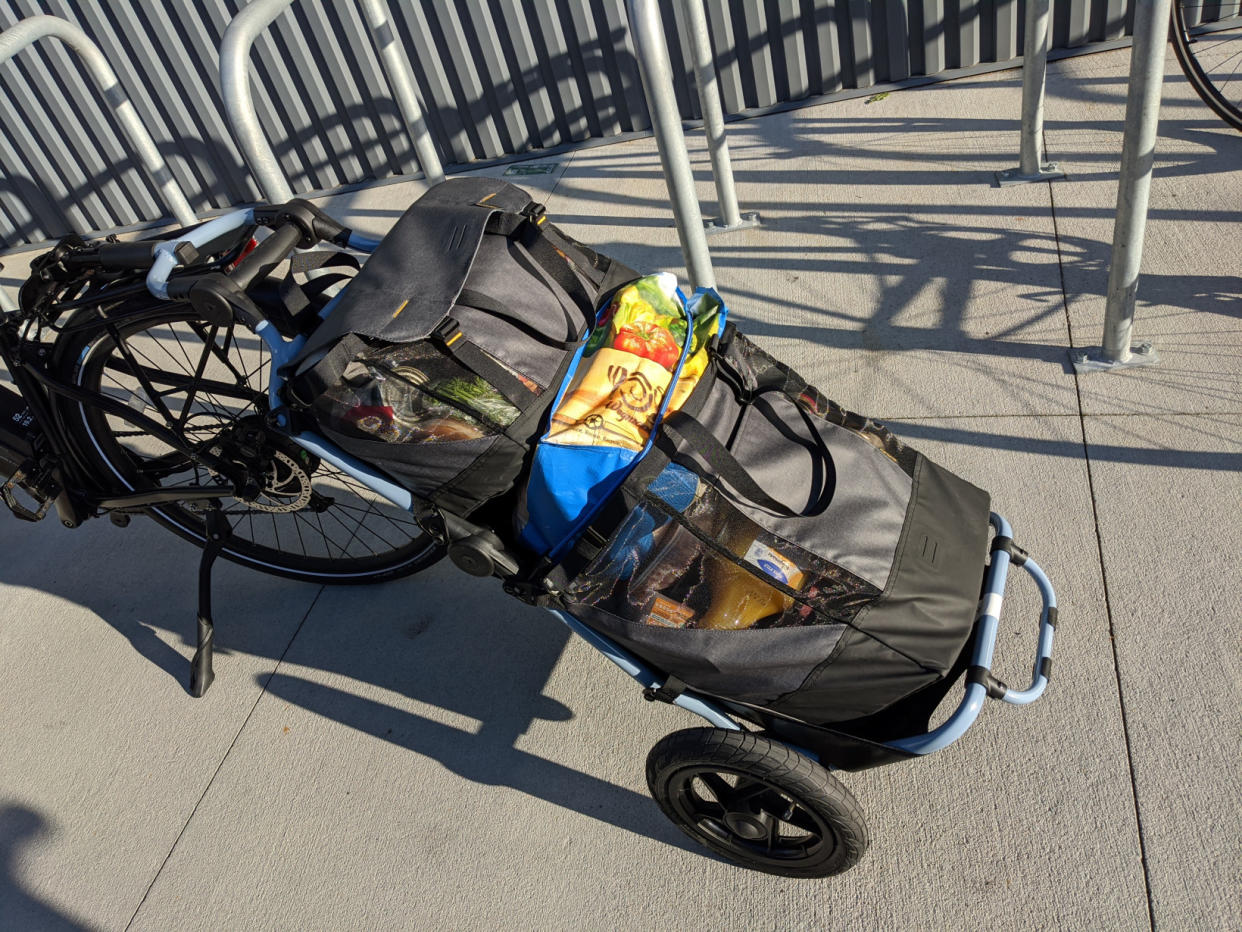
[541,326,991,725]
[287,178,635,515]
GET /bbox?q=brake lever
[170,272,264,329]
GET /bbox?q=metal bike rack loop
[680,0,759,235]
[1074,0,1172,373]
[0,15,197,229]
[220,0,445,205]
[997,0,1065,185]
[626,0,759,290]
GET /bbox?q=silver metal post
[997,0,1065,185]
[681,0,757,234]
[221,0,446,206]
[220,0,297,204]
[1073,0,1171,373]
[627,0,715,290]
[357,0,445,186]
[0,15,197,227]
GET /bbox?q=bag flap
[298,177,536,359]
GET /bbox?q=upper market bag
[287,178,636,515]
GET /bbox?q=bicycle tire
[53,307,444,584]
[1171,1,1242,131]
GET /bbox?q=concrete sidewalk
[2,46,1239,930]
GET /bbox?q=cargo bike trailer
[3,203,1058,878]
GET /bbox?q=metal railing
[625,0,758,290]
[221,0,752,291]
[996,0,1065,186]
[1002,0,1173,372]
[0,15,196,231]
[220,0,445,206]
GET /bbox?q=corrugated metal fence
[0,0,1135,250]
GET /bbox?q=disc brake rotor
[249,447,313,513]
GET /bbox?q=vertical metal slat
[704,0,745,115]
[923,0,946,74]
[779,0,811,100]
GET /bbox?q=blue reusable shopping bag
[520,282,726,560]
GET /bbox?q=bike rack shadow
[0,514,697,855]
[0,804,93,931]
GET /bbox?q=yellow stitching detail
[391,299,410,319]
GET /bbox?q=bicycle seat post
[190,506,230,697]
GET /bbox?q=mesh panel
[317,341,530,444]
[567,466,879,631]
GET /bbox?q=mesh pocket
[566,466,880,631]
[316,342,535,444]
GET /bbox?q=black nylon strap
[539,223,606,287]
[658,415,813,518]
[432,320,532,408]
[519,224,597,323]
[456,287,579,350]
[288,250,361,275]
[284,332,367,406]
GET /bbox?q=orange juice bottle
[696,528,804,630]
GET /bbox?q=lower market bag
[287,178,635,515]
[534,325,992,726]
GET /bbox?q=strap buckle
[432,317,464,348]
[642,675,686,704]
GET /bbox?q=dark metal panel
[742,2,779,107]
[565,0,624,137]
[778,0,811,99]
[531,0,592,142]
[808,0,844,94]
[995,0,1020,61]
[955,0,983,67]
[848,0,876,87]
[705,0,746,114]
[493,0,563,148]
[882,1,911,82]
[923,0,946,73]
[1,0,1141,250]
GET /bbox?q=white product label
[743,539,799,586]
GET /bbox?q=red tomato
[613,321,681,370]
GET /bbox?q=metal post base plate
[996,162,1065,186]
[1071,342,1160,373]
[705,211,761,235]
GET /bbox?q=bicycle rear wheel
[55,308,444,584]
[1172,1,1242,131]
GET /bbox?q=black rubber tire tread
[51,307,444,585]
[1171,3,1242,132]
[646,727,869,877]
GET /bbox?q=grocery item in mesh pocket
[321,342,525,444]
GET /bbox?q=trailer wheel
[646,728,868,877]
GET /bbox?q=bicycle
[1171,0,1242,130]
[0,202,443,590]
[1,193,1061,878]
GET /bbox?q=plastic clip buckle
[642,675,686,705]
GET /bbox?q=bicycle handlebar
[146,198,358,302]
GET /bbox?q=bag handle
[659,392,835,519]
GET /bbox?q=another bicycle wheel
[55,308,444,584]
[1172,1,1242,131]
[646,728,868,877]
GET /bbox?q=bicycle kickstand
[191,506,231,698]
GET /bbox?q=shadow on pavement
[0,515,697,855]
[0,804,93,932]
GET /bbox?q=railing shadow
[0,516,697,856]
[0,804,94,932]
